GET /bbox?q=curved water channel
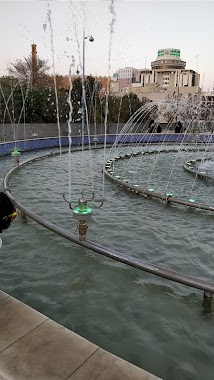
[1,146,214,380]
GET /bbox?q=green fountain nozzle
[188,198,196,203]
[11,147,20,156]
[73,195,93,221]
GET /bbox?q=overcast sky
[1,0,214,91]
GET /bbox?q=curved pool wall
[1,133,214,156]
[183,158,214,181]
[104,149,214,213]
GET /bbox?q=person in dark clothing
[175,121,183,133]
[156,124,162,133]
[0,192,17,247]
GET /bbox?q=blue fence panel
[1,134,213,156]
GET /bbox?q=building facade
[113,67,138,92]
[111,49,200,101]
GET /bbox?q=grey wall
[0,123,129,142]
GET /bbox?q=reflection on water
[1,147,214,380]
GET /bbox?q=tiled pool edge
[1,133,213,156]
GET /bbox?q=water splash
[102,0,116,198]
[69,0,81,66]
[67,56,75,201]
[106,96,214,209]
[47,4,63,171]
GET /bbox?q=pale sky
[1,0,214,91]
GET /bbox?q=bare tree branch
[8,56,50,86]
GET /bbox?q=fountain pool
[1,144,214,380]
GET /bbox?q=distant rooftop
[156,48,181,61]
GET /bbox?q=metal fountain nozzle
[78,194,88,210]
[73,192,93,221]
[73,193,92,241]
[11,147,20,156]
[11,147,20,167]
[63,190,103,241]
[63,190,103,213]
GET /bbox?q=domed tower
[150,48,194,94]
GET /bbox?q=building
[96,76,112,93]
[113,67,138,92]
[111,49,200,102]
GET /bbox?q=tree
[70,77,82,122]
[0,76,26,124]
[119,93,142,123]
[8,56,50,86]
[69,76,103,124]
[24,86,69,123]
[102,93,144,133]
[107,95,122,123]
[85,75,102,124]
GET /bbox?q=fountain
[1,136,214,379]
[0,3,214,379]
[105,98,214,212]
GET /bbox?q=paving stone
[0,292,162,380]
[0,290,9,302]
[68,348,161,380]
[0,296,47,353]
[0,319,98,380]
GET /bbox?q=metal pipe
[183,159,214,181]
[104,168,214,212]
[79,220,87,240]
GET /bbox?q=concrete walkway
[0,290,161,380]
